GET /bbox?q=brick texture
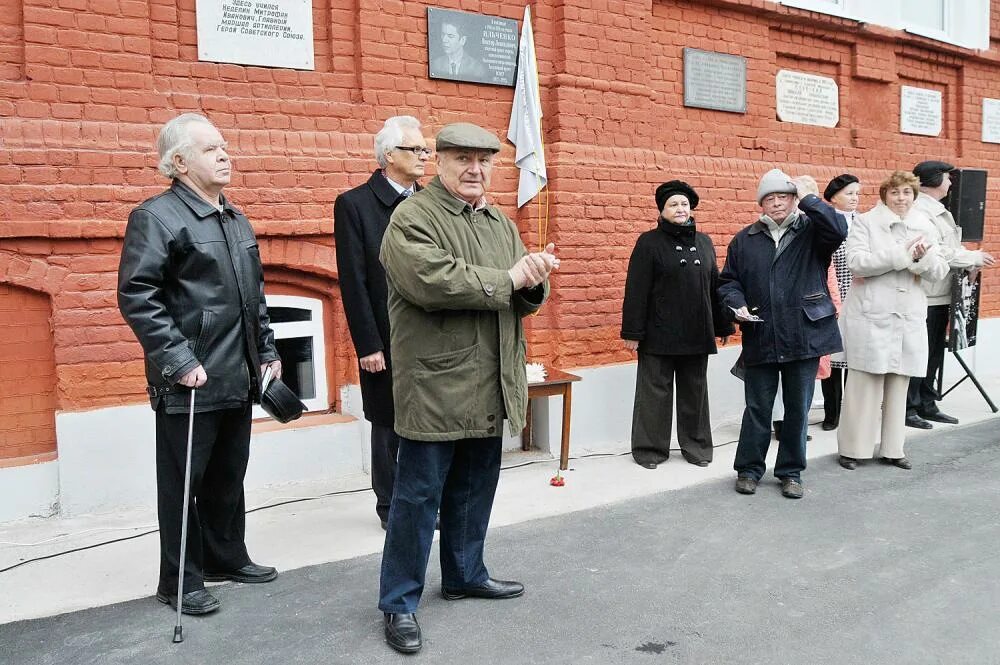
[2,0,1000,462]
[0,283,57,459]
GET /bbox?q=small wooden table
[522,368,582,470]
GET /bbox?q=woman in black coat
[621,181,734,468]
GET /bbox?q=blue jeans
[734,358,819,481]
[378,436,502,614]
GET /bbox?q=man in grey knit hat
[719,169,847,499]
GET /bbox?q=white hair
[157,113,214,179]
[374,116,422,168]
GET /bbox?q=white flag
[507,6,546,208]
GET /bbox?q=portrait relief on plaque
[196,0,315,70]
[427,7,519,87]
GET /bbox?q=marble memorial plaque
[427,8,518,87]
[775,69,839,127]
[982,98,1000,144]
[197,0,314,70]
[900,85,942,136]
[682,48,747,114]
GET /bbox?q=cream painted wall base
[3,319,997,524]
[0,460,59,523]
[53,402,369,518]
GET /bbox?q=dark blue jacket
[718,194,847,366]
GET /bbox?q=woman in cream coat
[837,171,949,470]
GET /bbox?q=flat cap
[436,122,502,153]
[912,160,955,187]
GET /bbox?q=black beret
[655,180,699,211]
[912,160,955,187]
[823,173,860,202]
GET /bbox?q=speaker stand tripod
[937,348,998,413]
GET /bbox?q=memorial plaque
[900,85,942,136]
[197,0,314,70]
[775,69,839,128]
[427,8,518,87]
[982,98,1000,144]
[682,48,747,114]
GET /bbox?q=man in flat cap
[718,169,846,499]
[377,122,558,653]
[905,160,995,429]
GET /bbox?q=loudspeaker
[943,168,986,242]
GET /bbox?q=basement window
[254,295,328,416]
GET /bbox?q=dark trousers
[820,367,846,426]
[734,358,819,481]
[155,403,252,594]
[378,436,502,614]
[370,423,400,523]
[907,304,949,416]
[631,352,713,465]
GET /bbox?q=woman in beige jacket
[837,171,950,470]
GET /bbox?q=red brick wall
[0,283,57,460]
[2,0,1000,463]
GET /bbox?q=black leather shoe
[384,612,421,654]
[204,563,278,583]
[156,589,220,615]
[681,451,710,467]
[905,414,933,429]
[821,421,838,431]
[881,456,912,470]
[838,456,858,470]
[920,410,959,425]
[639,461,658,469]
[442,578,524,601]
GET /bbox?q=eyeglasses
[395,146,432,157]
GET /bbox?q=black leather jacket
[118,180,279,414]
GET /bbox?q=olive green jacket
[379,177,548,441]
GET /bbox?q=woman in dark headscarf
[621,181,734,469]
[819,173,861,430]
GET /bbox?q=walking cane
[173,388,196,643]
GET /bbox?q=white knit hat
[756,168,797,204]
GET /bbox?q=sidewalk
[2,372,997,625]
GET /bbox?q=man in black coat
[118,113,283,615]
[334,116,430,528]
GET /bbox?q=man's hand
[623,339,639,352]
[509,243,559,290]
[178,365,207,388]
[791,176,819,199]
[731,306,762,323]
[261,359,283,381]
[982,252,996,267]
[359,351,387,373]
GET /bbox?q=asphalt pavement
[1,419,998,665]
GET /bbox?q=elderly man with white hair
[118,113,282,615]
[334,115,430,529]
